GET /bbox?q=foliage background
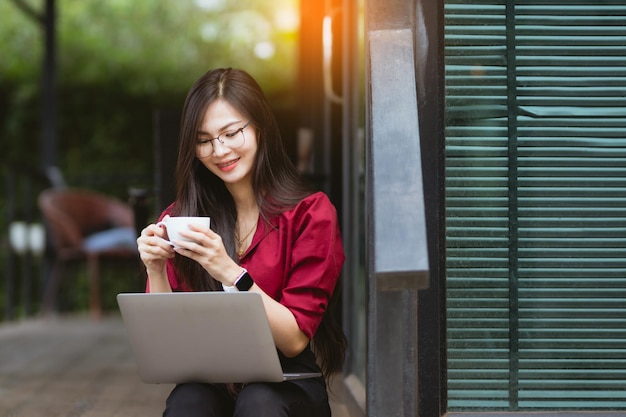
[0,0,299,319]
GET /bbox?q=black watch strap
[235,271,254,291]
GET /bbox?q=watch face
[235,272,254,291]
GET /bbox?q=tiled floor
[0,315,349,417]
[0,316,171,416]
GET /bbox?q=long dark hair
[171,68,346,377]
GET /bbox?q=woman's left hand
[172,223,241,286]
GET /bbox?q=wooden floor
[0,315,350,417]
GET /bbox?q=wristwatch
[222,268,254,292]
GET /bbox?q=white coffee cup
[156,216,211,247]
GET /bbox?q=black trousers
[163,379,331,417]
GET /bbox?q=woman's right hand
[136,218,175,275]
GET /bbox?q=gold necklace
[235,220,257,257]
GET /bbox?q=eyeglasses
[196,122,249,158]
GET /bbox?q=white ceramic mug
[156,216,211,247]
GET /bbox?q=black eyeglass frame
[198,121,250,157]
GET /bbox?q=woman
[136,68,346,417]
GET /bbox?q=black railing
[3,163,51,320]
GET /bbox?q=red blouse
[155,192,345,340]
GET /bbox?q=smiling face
[195,99,258,188]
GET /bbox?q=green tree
[1,0,298,189]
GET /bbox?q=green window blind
[445,0,626,411]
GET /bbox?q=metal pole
[41,0,57,170]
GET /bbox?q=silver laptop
[116,292,322,384]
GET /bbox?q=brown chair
[38,188,140,319]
